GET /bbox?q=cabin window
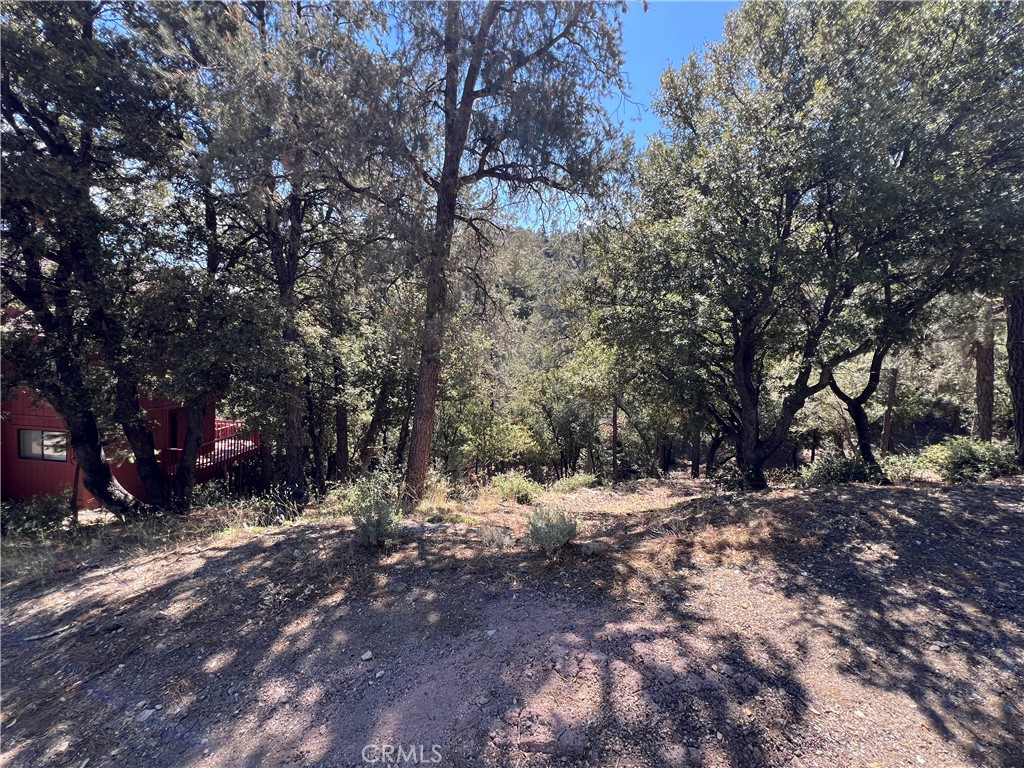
[169,411,179,449]
[18,429,68,462]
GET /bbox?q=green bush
[321,468,401,516]
[918,438,1018,484]
[1,491,73,537]
[551,473,598,493]
[480,525,515,551]
[880,453,926,484]
[492,471,543,504]
[799,455,872,487]
[711,464,748,491]
[352,499,403,549]
[527,507,578,556]
[190,478,234,508]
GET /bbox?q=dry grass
[0,500,289,589]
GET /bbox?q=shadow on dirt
[1,480,1021,767]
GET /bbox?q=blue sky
[613,1,739,150]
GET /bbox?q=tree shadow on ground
[1,480,1020,767]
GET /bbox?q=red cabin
[1,386,259,509]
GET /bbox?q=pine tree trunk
[971,313,995,443]
[1006,284,1024,466]
[404,3,497,500]
[283,378,306,493]
[393,396,413,471]
[405,205,453,499]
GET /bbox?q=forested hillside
[2,1,1022,512]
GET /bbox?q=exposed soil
[2,477,1023,768]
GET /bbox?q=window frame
[17,429,69,462]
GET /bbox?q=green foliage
[711,465,749,492]
[527,508,578,557]
[0,492,73,538]
[799,456,873,487]
[552,473,598,493]
[480,526,515,551]
[918,438,1018,484]
[492,472,543,505]
[880,454,927,484]
[426,512,479,525]
[322,469,402,517]
[352,500,403,550]
[189,479,235,508]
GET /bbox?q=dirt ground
[2,477,1023,768]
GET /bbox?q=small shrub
[799,455,872,487]
[419,469,457,513]
[254,484,308,524]
[1,491,72,537]
[353,499,403,549]
[880,453,926,484]
[765,467,800,486]
[579,540,607,558]
[190,478,234,508]
[919,438,1018,484]
[492,471,543,504]
[480,525,514,551]
[551,473,598,493]
[527,507,578,556]
[711,464,748,491]
[319,468,401,518]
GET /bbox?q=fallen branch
[24,623,76,641]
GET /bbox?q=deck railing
[214,418,244,441]
[162,421,260,483]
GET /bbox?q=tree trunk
[114,377,171,510]
[283,374,306,494]
[404,3,499,500]
[303,376,327,496]
[880,367,898,459]
[689,426,700,478]
[586,419,596,475]
[331,363,349,482]
[705,433,723,475]
[610,395,619,483]
[70,462,81,526]
[1006,283,1024,466]
[359,379,391,473]
[405,199,453,499]
[52,362,137,519]
[333,401,350,482]
[393,394,413,471]
[172,397,206,510]
[71,434,137,520]
[971,312,996,442]
[829,348,890,474]
[732,318,770,490]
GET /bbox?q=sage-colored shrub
[527,507,577,556]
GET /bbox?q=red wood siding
[1,387,226,510]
